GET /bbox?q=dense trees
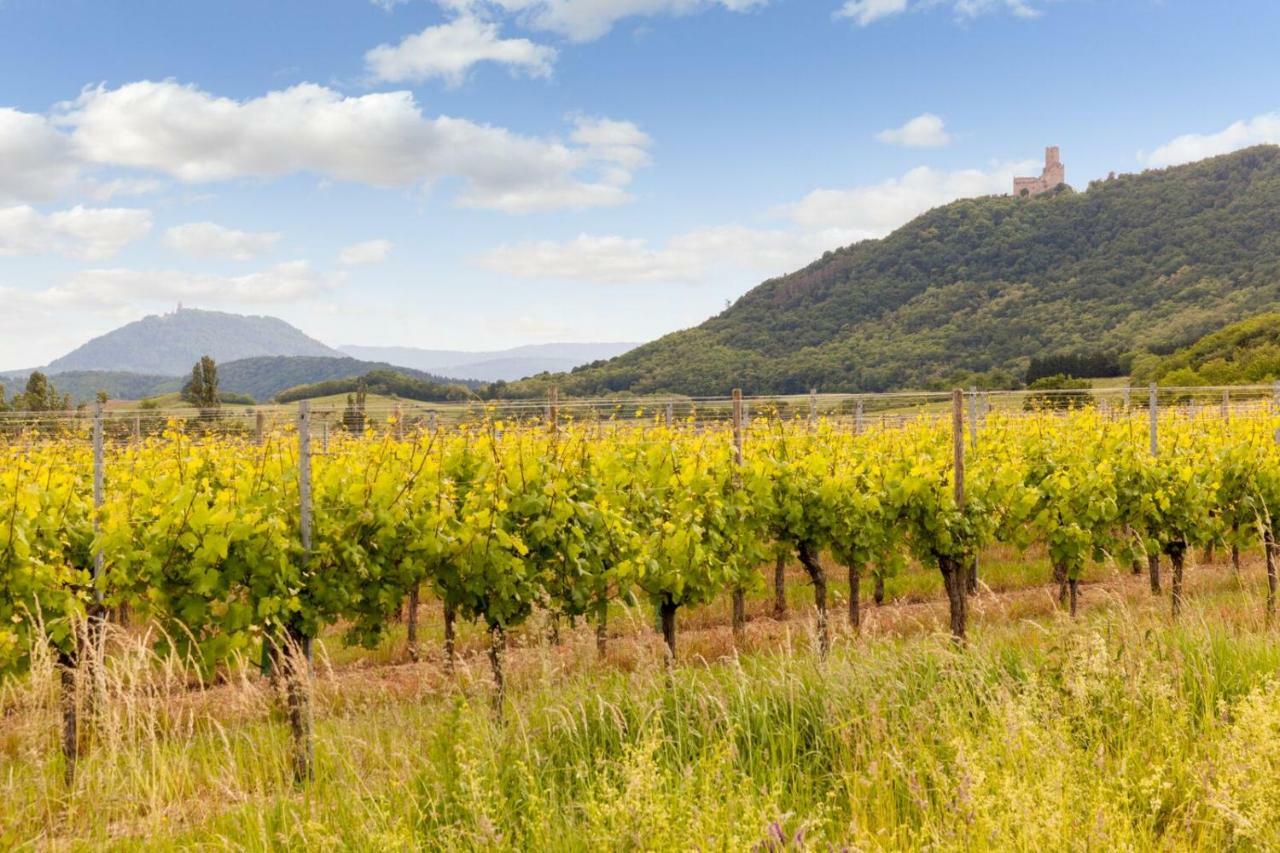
[509,146,1280,397]
[0,372,72,413]
[275,369,473,404]
[1131,312,1280,386]
[182,355,221,409]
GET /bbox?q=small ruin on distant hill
[1013,146,1066,197]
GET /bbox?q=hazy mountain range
[0,308,636,403]
[338,343,637,382]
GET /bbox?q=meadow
[6,400,1280,850]
[5,550,1280,850]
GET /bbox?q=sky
[2,0,1280,370]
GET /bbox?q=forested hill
[532,145,1280,396]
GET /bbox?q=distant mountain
[46,308,342,376]
[2,356,479,405]
[521,146,1280,396]
[339,343,637,381]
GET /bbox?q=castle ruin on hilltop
[1012,146,1065,197]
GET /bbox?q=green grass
[5,561,1280,850]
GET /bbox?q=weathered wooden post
[548,387,559,433]
[730,389,746,640]
[255,411,266,446]
[1148,382,1161,452]
[968,386,978,451]
[947,389,968,640]
[1147,384,1162,595]
[855,397,864,435]
[287,400,314,783]
[808,388,817,428]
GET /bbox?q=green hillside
[2,357,480,405]
[211,357,480,402]
[532,146,1280,396]
[273,368,475,404]
[1131,312,1280,385]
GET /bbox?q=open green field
[5,548,1280,850]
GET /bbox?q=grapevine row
[3,403,1279,780]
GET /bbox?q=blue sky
[1,0,1279,369]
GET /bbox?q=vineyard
[6,385,1280,847]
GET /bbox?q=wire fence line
[2,381,1280,444]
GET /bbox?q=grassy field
[5,550,1280,850]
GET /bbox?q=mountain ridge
[339,343,638,381]
[46,308,342,376]
[1,356,479,405]
[517,145,1280,396]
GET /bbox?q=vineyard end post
[968,386,978,451]
[1148,383,1159,456]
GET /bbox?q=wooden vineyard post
[287,401,315,783]
[944,389,967,642]
[401,409,419,660]
[809,388,817,428]
[968,386,978,451]
[1148,384,1159,456]
[1271,424,1280,625]
[549,387,559,434]
[88,404,106,689]
[665,400,674,427]
[730,389,746,640]
[391,399,420,658]
[1273,380,1280,415]
[1123,385,1131,412]
[91,404,104,602]
[855,397,864,435]
[966,388,979,593]
[1147,384,1161,596]
[255,411,266,446]
[1222,388,1230,422]
[132,414,141,443]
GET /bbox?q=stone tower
[1012,146,1066,197]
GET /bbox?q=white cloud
[779,161,1031,241]
[876,113,951,148]
[480,160,1030,284]
[1145,112,1280,169]
[164,222,282,260]
[40,261,339,308]
[56,80,650,213]
[836,0,1049,26]
[482,234,700,282]
[447,0,768,43]
[366,16,557,85]
[85,177,166,202]
[481,227,835,283]
[0,108,81,203]
[835,0,907,25]
[0,205,152,259]
[954,0,1042,19]
[339,239,394,265]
